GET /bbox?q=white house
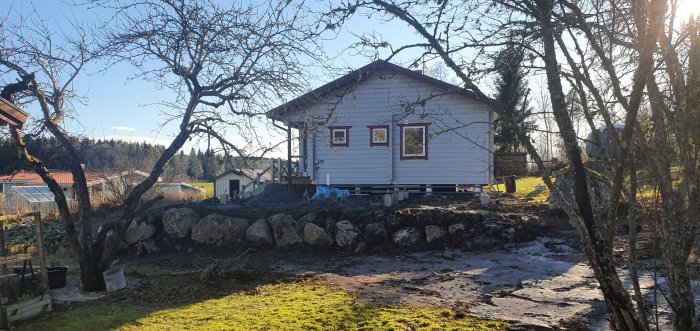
[267,61,495,190]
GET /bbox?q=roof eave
[266,60,501,118]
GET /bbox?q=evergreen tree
[493,45,533,153]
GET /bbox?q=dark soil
[244,183,302,205]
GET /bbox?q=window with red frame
[399,123,429,159]
[329,126,351,147]
[368,125,389,146]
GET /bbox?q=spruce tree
[493,45,533,153]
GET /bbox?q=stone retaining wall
[123,204,548,255]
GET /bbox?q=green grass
[191,182,214,199]
[22,277,506,331]
[492,176,550,203]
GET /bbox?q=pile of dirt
[245,184,302,205]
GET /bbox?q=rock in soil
[303,223,334,247]
[246,218,274,245]
[268,213,302,247]
[335,220,359,248]
[392,227,423,246]
[163,208,200,239]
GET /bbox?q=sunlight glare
[676,0,700,20]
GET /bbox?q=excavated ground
[57,193,700,330]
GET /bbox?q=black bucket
[47,266,68,289]
[504,175,517,193]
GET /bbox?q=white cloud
[111,126,137,132]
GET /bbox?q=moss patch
[22,278,506,331]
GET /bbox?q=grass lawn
[22,272,507,331]
[191,182,214,199]
[492,176,550,203]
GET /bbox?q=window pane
[333,130,346,144]
[404,127,425,155]
[373,128,387,143]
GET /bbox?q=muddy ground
[49,194,700,330]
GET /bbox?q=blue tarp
[312,186,350,201]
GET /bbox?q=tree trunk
[664,260,696,330]
[535,2,644,329]
[80,255,106,292]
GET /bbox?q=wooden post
[32,213,48,289]
[0,219,5,275]
[287,125,292,190]
[277,158,283,183]
[0,220,5,257]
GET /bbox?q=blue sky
[10,0,698,159]
[5,0,434,157]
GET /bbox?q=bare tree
[327,0,697,329]
[1,0,321,291]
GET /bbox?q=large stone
[124,220,156,245]
[325,217,337,236]
[392,227,422,246]
[448,223,465,236]
[335,220,359,248]
[302,223,334,247]
[364,222,387,243]
[425,225,447,244]
[191,214,251,246]
[162,208,199,239]
[297,212,316,228]
[246,218,274,245]
[551,166,611,211]
[268,213,302,247]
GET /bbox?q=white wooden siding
[214,172,253,198]
[291,71,493,186]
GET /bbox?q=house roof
[154,182,205,192]
[266,60,496,120]
[0,170,150,186]
[0,97,29,129]
[215,169,246,180]
[215,168,271,182]
[241,168,271,182]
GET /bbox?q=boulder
[246,218,274,245]
[268,213,302,247]
[335,220,359,248]
[502,227,516,242]
[448,223,465,236]
[140,239,159,254]
[425,225,447,244]
[325,217,338,236]
[392,227,422,246]
[364,222,387,243]
[124,220,157,245]
[191,214,251,246]
[302,223,334,247]
[354,241,367,254]
[297,213,316,228]
[163,208,199,239]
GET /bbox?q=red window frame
[367,125,389,147]
[329,126,351,147]
[398,123,430,160]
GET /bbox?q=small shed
[214,169,270,201]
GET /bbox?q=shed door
[229,180,240,198]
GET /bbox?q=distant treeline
[0,137,269,182]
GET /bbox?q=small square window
[368,125,389,146]
[399,123,430,160]
[329,126,351,147]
